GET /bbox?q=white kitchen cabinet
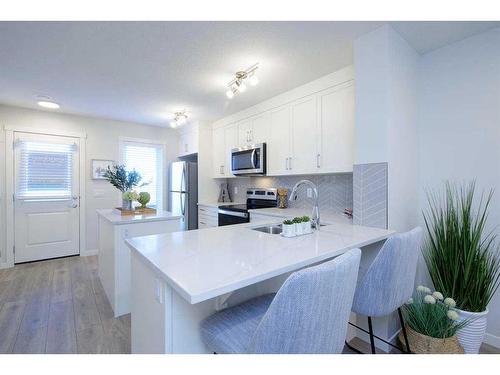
[198,205,219,228]
[178,124,199,157]
[237,112,270,147]
[224,124,238,178]
[267,106,291,176]
[290,95,319,174]
[212,123,238,178]
[317,81,355,173]
[213,79,355,178]
[237,119,253,147]
[212,126,225,177]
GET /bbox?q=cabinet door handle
[317,153,321,168]
[249,130,253,142]
[285,157,288,170]
[289,157,292,170]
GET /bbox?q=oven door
[218,209,249,226]
[231,143,266,175]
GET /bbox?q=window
[16,141,75,199]
[122,140,164,209]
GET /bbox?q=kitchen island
[96,209,182,317]
[126,219,394,353]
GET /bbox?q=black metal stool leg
[398,307,411,353]
[367,317,376,354]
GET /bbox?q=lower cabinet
[198,205,218,228]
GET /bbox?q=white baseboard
[0,262,13,269]
[484,333,500,349]
[80,249,98,256]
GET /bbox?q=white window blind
[122,141,164,209]
[16,140,76,199]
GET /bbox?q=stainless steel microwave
[231,143,266,175]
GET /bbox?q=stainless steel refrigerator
[168,161,198,231]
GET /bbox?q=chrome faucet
[289,179,320,230]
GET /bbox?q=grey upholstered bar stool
[346,227,422,354]
[200,248,361,354]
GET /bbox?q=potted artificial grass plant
[423,181,500,353]
[282,219,295,237]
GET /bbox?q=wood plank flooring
[0,255,130,354]
[1,255,499,354]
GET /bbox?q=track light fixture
[225,63,259,99]
[170,111,188,128]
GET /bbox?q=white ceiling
[0,21,498,127]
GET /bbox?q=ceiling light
[37,96,60,109]
[171,111,188,128]
[238,82,247,93]
[225,63,259,99]
[248,74,259,86]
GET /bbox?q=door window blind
[122,141,163,209]
[16,140,76,199]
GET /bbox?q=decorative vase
[122,199,132,211]
[398,326,464,354]
[282,223,296,237]
[455,308,488,354]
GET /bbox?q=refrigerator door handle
[180,193,185,216]
[181,163,187,192]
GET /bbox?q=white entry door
[14,132,80,263]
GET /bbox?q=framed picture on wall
[91,159,114,180]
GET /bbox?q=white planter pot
[282,224,296,237]
[302,221,312,234]
[455,308,488,354]
[295,222,304,236]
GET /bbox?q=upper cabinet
[211,68,355,178]
[236,112,270,147]
[317,81,355,173]
[178,124,199,157]
[212,123,238,178]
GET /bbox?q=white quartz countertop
[197,201,244,208]
[126,220,394,304]
[248,207,352,225]
[96,209,182,225]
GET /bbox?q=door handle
[289,157,292,170]
[317,153,321,168]
[285,157,288,170]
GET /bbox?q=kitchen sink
[251,224,283,235]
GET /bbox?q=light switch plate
[307,188,313,198]
[234,186,238,195]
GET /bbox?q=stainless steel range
[218,188,278,226]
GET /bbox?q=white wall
[0,104,178,265]
[418,27,500,346]
[354,25,419,233]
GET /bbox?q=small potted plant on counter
[122,191,139,211]
[293,217,304,236]
[282,219,296,237]
[300,216,312,234]
[400,286,469,354]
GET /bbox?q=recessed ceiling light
[37,96,60,109]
